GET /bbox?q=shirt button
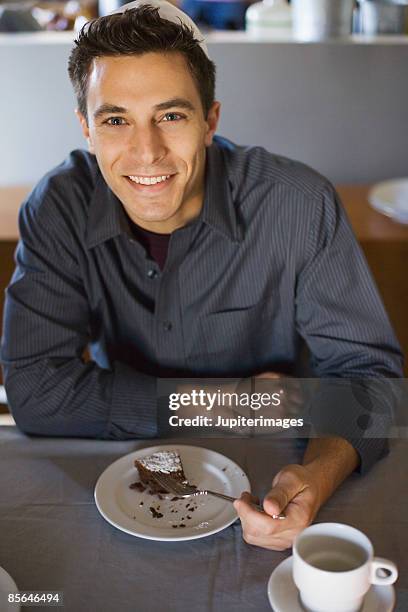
[147,268,158,279]
[163,321,173,332]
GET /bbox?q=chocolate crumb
[129,481,146,492]
[187,515,192,519]
[180,524,186,528]
[149,506,163,519]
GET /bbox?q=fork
[150,472,286,520]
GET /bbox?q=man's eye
[104,117,127,126]
[162,112,184,122]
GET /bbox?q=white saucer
[0,565,20,612]
[267,556,395,612]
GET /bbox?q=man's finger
[263,485,289,516]
[234,509,276,539]
[234,491,261,513]
[263,468,305,516]
[255,371,282,379]
[238,491,260,506]
[234,492,270,529]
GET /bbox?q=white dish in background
[0,566,20,612]
[267,556,395,612]
[94,444,250,542]
[369,178,408,224]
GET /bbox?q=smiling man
[1,3,402,550]
[78,51,218,233]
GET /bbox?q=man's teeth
[128,174,171,185]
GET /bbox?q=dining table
[0,426,407,612]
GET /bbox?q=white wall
[1,32,408,186]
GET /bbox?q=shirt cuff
[105,362,158,439]
[308,378,395,474]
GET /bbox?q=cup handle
[370,557,398,586]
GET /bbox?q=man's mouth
[128,174,171,185]
[124,173,175,193]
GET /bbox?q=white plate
[267,556,395,612]
[369,178,408,224]
[0,566,20,612]
[94,444,250,542]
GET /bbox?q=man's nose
[128,125,167,166]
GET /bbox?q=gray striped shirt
[1,136,403,471]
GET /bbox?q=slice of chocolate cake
[134,450,186,494]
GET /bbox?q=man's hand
[233,463,321,551]
[175,379,253,433]
[254,371,304,423]
[234,437,360,550]
[174,372,302,432]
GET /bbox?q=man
[0,3,402,550]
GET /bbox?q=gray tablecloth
[0,427,407,612]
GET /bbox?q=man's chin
[122,203,183,231]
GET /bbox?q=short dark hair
[68,5,216,121]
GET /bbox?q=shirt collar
[86,171,132,249]
[200,138,244,243]
[85,138,243,248]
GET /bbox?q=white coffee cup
[293,523,398,612]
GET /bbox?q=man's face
[77,52,220,233]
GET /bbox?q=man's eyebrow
[153,98,196,112]
[92,98,196,121]
[93,104,128,120]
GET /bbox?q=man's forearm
[302,437,360,507]
[3,358,158,439]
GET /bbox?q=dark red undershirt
[130,221,171,270]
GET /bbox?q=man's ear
[204,101,221,147]
[75,109,95,154]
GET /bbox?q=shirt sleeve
[1,194,159,440]
[295,184,404,473]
